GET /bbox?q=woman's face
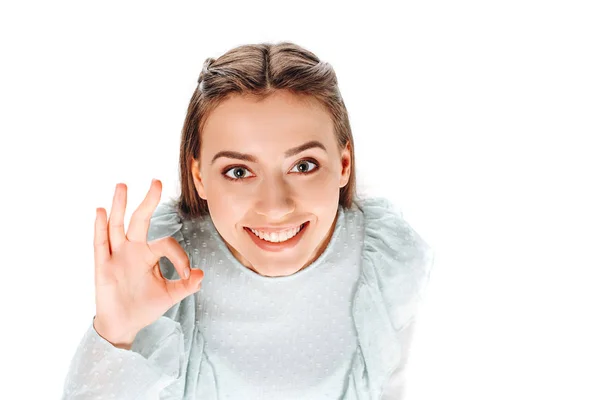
[190,90,352,277]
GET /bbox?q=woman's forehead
[201,94,335,154]
[205,92,330,131]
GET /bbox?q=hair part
[174,41,360,219]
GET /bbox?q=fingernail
[184,267,190,279]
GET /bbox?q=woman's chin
[252,264,306,277]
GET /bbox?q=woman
[62,41,434,399]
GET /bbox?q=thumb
[164,269,204,304]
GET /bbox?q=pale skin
[190,90,352,277]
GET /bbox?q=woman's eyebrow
[210,140,327,165]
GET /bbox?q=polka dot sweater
[62,197,434,399]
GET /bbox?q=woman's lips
[245,221,307,233]
[244,222,309,252]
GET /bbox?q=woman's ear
[339,142,352,188]
[190,158,207,200]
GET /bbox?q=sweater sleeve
[344,197,435,400]
[61,199,193,400]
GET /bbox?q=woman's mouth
[244,222,309,252]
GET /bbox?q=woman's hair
[174,41,360,219]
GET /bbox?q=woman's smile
[244,221,310,252]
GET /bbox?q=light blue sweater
[62,196,434,399]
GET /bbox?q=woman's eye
[222,159,319,182]
[224,167,253,181]
[290,159,318,174]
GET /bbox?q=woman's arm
[380,318,417,400]
[61,315,186,400]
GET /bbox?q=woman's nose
[254,179,295,219]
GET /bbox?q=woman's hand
[92,179,204,348]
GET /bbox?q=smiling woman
[62,41,434,400]
[190,90,351,278]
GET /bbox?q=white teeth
[250,224,304,243]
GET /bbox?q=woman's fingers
[107,183,127,252]
[127,179,162,243]
[148,236,195,282]
[163,270,203,307]
[94,208,110,267]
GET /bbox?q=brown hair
[174,41,360,220]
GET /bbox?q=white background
[1,1,598,398]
